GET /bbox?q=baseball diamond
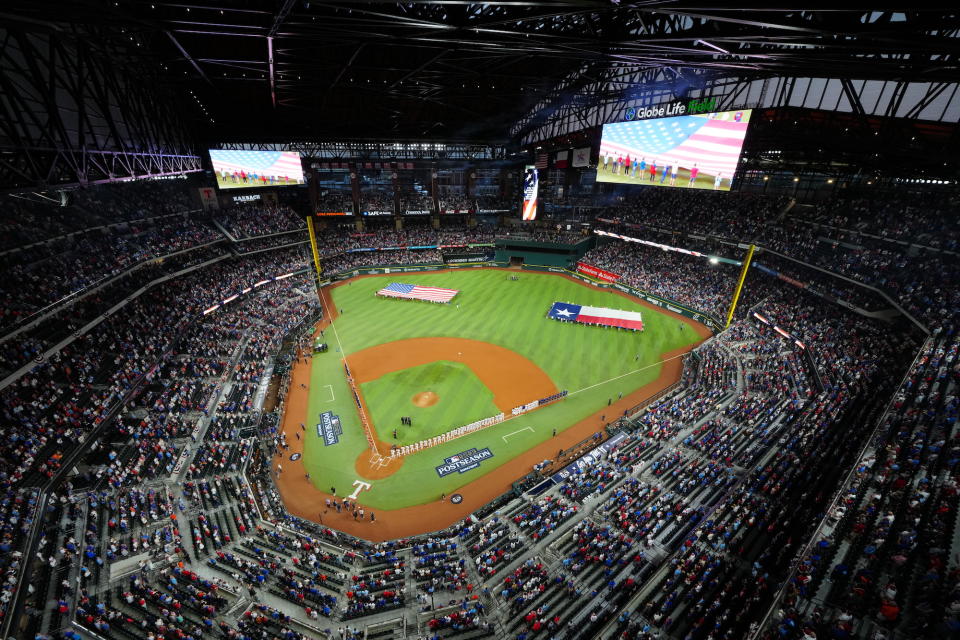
[274,267,708,540]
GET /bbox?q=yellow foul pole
[725,244,755,329]
[305,216,324,298]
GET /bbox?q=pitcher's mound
[412,391,439,407]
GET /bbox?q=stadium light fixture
[695,39,730,55]
[793,177,799,182]
[709,257,719,265]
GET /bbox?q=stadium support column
[725,244,755,329]
[431,168,440,230]
[305,216,325,298]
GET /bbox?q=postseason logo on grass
[435,448,494,477]
[317,411,343,446]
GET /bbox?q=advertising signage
[623,97,719,121]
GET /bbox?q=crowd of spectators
[497,227,589,244]
[0,215,224,330]
[321,249,443,275]
[315,190,353,214]
[3,179,957,640]
[581,240,739,321]
[398,187,433,213]
[215,205,305,238]
[236,232,309,254]
[475,195,516,213]
[438,194,474,211]
[360,188,394,214]
[594,189,959,331]
[0,180,195,251]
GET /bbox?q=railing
[593,216,930,334]
[0,235,225,345]
[0,341,165,639]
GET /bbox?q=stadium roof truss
[0,20,203,192]
[2,4,960,190]
[512,9,960,144]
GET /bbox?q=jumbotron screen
[597,109,751,191]
[209,149,306,189]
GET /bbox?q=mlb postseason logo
[435,448,494,477]
[317,411,343,446]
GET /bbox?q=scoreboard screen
[597,109,751,191]
[210,149,305,190]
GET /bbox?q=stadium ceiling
[1,3,959,191]
[6,3,960,141]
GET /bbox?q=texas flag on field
[548,302,644,331]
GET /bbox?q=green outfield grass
[361,361,500,447]
[300,269,703,510]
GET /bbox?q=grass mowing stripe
[303,269,702,510]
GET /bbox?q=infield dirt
[412,391,439,407]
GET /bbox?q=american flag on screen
[376,283,459,304]
[209,150,304,181]
[599,112,749,177]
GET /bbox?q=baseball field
[274,267,708,539]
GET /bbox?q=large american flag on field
[209,150,305,182]
[599,111,750,178]
[376,283,459,303]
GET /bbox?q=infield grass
[361,361,500,447]
[301,268,703,510]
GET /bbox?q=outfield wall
[321,261,720,333]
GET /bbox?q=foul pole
[305,216,324,298]
[725,244,755,329]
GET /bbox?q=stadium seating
[2,180,955,640]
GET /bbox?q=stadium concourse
[0,179,954,640]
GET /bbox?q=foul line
[319,289,348,360]
[502,426,534,442]
[566,351,688,398]
[319,288,376,446]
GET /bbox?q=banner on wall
[522,165,539,221]
[198,187,220,210]
[576,262,620,283]
[572,147,591,168]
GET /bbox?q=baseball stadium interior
[1,4,959,640]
